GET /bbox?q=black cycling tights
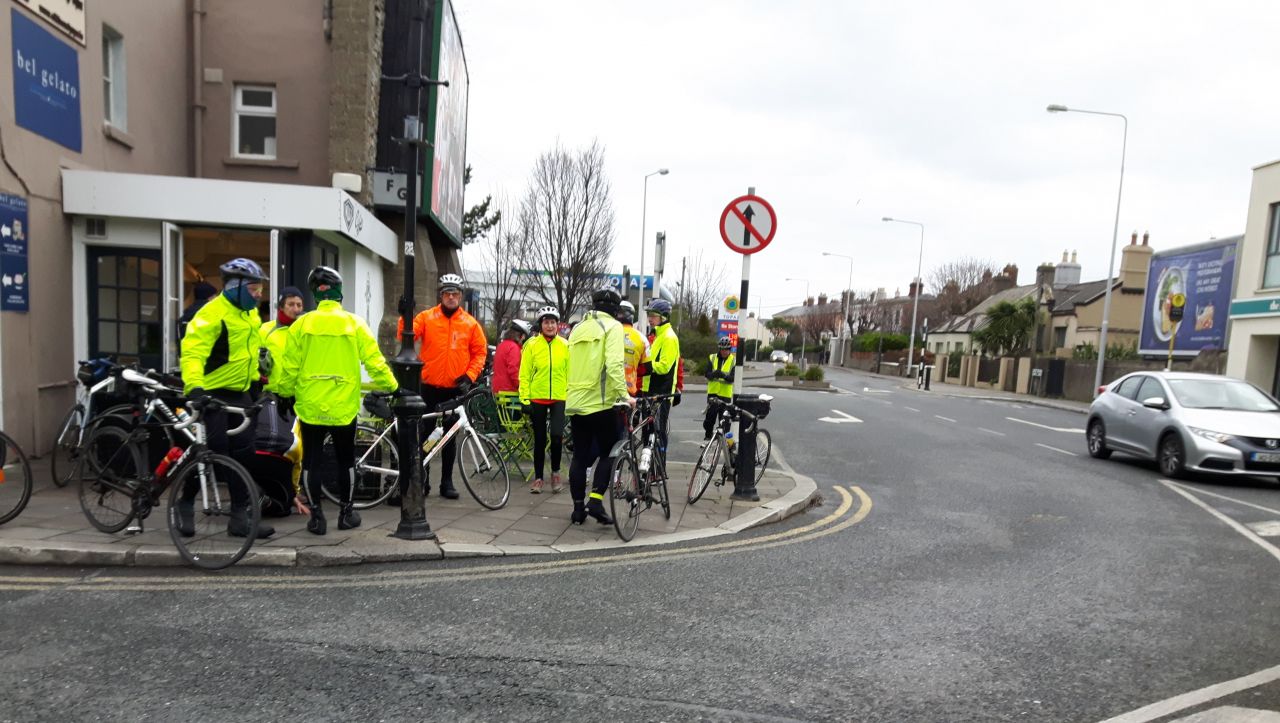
[568,409,622,502]
[300,420,356,504]
[528,401,565,480]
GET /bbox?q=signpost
[1167,292,1185,370]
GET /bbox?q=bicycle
[607,395,675,542]
[75,368,262,570]
[0,430,32,526]
[320,386,511,510]
[687,395,773,504]
[49,359,136,488]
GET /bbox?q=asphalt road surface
[2,365,1279,722]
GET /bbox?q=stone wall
[328,0,385,207]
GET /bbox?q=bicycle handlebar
[431,385,490,414]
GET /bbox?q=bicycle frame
[352,395,493,479]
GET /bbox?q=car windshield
[1167,379,1280,412]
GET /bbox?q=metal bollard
[924,365,932,391]
[391,390,436,540]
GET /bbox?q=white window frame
[1264,202,1280,289]
[102,25,126,131]
[232,84,278,159]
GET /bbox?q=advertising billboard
[426,0,469,246]
[1139,237,1241,358]
[11,8,81,152]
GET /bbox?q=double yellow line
[0,486,871,593]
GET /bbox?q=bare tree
[519,140,616,319]
[673,249,729,332]
[928,256,999,317]
[797,303,842,348]
[475,195,529,328]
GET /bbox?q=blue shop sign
[0,193,29,312]
[11,8,82,153]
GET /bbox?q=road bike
[75,368,262,570]
[0,429,32,526]
[320,387,510,510]
[687,395,772,505]
[607,395,675,542]
[49,359,136,488]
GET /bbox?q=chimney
[1130,231,1138,245]
[1054,249,1082,286]
[1120,230,1154,291]
[894,287,901,298]
[818,293,828,305]
[1035,262,1056,292]
[876,287,886,302]
[908,281,921,298]
[982,269,993,282]
[990,264,1018,294]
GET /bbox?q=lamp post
[882,217,925,376]
[637,168,669,332]
[785,277,809,367]
[1047,104,1127,395]
[822,251,854,366]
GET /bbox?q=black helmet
[646,298,672,319]
[718,336,734,350]
[592,286,622,314]
[307,266,342,291]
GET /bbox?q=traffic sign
[1169,292,1186,322]
[1170,293,1186,308]
[719,194,776,255]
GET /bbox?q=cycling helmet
[718,336,734,350]
[645,298,672,319]
[308,266,343,301]
[536,305,560,322]
[219,258,267,282]
[438,273,465,294]
[591,286,622,313]
[616,300,636,324]
[509,319,533,336]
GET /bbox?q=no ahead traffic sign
[719,194,776,255]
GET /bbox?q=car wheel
[1087,419,1112,460]
[1158,432,1187,479]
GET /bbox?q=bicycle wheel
[656,463,671,520]
[457,431,511,510]
[50,404,85,488]
[321,424,399,509]
[76,422,143,533]
[687,435,723,504]
[609,452,642,542]
[168,453,259,570]
[0,431,33,526]
[754,428,772,484]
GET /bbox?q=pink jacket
[491,338,522,394]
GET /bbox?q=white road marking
[1007,417,1085,434]
[818,410,863,424]
[1168,486,1280,517]
[1247,521,1280,538]
[1161,480,1280,567]
[1011,404,1024,409]
[904,406,920,412]
[862,387,893,394]
[1098,658,1280,723]
[978,428,1006,436]
[1035,443,1077,456]
[935,415,956,423]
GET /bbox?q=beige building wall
[1226,160,1280,392]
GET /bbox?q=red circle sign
[719,194,776,255]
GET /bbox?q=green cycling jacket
[643,321,680,395]
[519,333,569,405]
[565,310,628,416]
[706,352,735,400]
[181,294,262,395]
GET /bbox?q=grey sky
[456,0,1280,318]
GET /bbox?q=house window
[233,84,277,158]
[1265,203,1280,288]
[1053,327,1067,349]
[102,26,126,130]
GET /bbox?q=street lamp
[882,217,925,376]
[637,168,669,332]
[785,277,810,367]
[1047,104,1127,395]
[821,251,854,340]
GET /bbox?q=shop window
[88,248,162,370]
[233,84,277,158]
[103,26,127,130]
[1266,203,1280,288]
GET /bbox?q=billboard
[11,8,81,152]
[426,0,469,246]
[0,193,29,312]
[1139,237,1240,358]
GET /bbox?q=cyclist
[259,286,305,394]
[491,319,531,396]
[566,287,632,525]
[396,272,487,501]
[277,266,398,535]
[618,300,650,396]
[519,306,568,494]
[179,258,273,539]
[642,298,681,460]
[703,336,737,440]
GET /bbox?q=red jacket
[491,338,521,394]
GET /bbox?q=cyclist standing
[519,306,568,494]
[259,286,305,394]
[491,319,530,396]
[276,266,398,535]
[642,298,681,459]
[179,258,273,539]
[703,337,736,440]
[618,300,650,396]
[565,287,632,525]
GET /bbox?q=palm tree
[972,298,1035,357]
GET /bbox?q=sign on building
[1139,236,1240,358]
[0,193,30,312]
[426,0,469,246]
[11,8,81,152]
[13,0,85,46]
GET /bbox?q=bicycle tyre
[321,424,399,509]
[457,431,511,510]
[656,465,671,520]
[50,404,86,488]
[609,452,642,542]
[687,435,723,504]
[754,428,772,484]
[167,453,259,570]
[0,431,33,526]
[76,422,143,533]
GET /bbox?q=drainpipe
[191,0,205,177]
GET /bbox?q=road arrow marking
[1006,417,1084,434]
[818,410,862,424]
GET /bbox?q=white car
[769,350,791,364]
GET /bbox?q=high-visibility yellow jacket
[622,324,649,396]
[566,310,628,416]
[706,352,736,400]
[276,300,398,425]
[519,333,569,405]
[643,321,680,395]
[259,319,294,393]
[180,294,262,395]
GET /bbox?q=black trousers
[420,385,461,484]
[299,419,357,505]
[703,396,731,438]
[528,401,565,480]
[182,389,255,506]
[569,409,622,503]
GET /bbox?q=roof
[933,284,1038,334]
[773,302,844,319]
[1050,278,1117,314]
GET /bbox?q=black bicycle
[0,429,32,526]
[687,396,770,504]
[608,395,675,542]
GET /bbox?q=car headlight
[1188,427,1235,444]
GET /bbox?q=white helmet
[536,305,560,322]
[438,273,465,294]
[509,319,533,336]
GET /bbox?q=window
[1115,375,1144,400]
[1265,203,1280,288]
[1136,377,1166,404]
[86,217,107,238]
[233,85,277,158]
[102,26,126,130]
[1053,326,1067,349]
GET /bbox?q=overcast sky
[455,0,1280,318]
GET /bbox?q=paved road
[2,365,1279,722]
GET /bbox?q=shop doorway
[87,247,163,370]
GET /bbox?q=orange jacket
[397,305,488,388]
